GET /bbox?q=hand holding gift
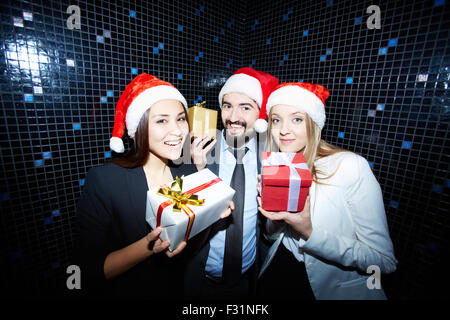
[258,195,312,240]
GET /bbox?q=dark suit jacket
[74,161,197,298]
[183,132,270,298]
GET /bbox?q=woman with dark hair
[74,73,231,298]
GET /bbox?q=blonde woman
[257,82,398,300]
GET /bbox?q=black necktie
[222,147,248,286]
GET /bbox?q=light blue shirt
[205,131,259,277]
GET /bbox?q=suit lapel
[126,166,150,235]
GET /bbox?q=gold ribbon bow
[156,176,205,212]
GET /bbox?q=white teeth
[231,124,243,128]
[164,141,181,146]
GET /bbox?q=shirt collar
[220,129,256,154]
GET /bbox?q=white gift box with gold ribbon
[146,168,235,251]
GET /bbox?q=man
[185,67,279,299]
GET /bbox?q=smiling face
[269,104,308,153]
[147,99,189,160]
[221,92,260,146]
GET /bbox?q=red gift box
[261,152,313,212]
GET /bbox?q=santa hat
[110,73,187,153]
[266,82,330,129]
[218,67,279,133]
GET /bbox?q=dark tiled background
[0,0,448,299]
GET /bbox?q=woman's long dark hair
[110,109,151,168]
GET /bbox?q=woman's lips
[280,139,295,144]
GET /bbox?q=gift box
[187,101,218,139]
[261,152,313,212]
[146,168,235,251]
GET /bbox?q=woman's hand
[220,200,234,219]
[147,227,187,258]
[257,195,312,240]
[190,133,216,171]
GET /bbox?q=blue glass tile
[251,25,255,30]
[346,77,353,84]
[52,210,60,216]
[73,123,81,130]
[129,10,136,18]
[44,217,52,225]
[195,56,199,62]
[283,14,288,21]
[327,0,333,6]
[368,161,374,168]
[377,104,385,111]
[379,47,388,55]
[298,79,303,82]
[105,151,111,159]
[221,29,225,34]
[389,200,399,208]
[229,59,233,63]
[326,48,332,55]
[288,8,293,14]
[107,90,113,97]
[249,64,253,68]
[34,160,43,167]
[226,63,230,68]
[131,68,138,75]
[432,184,443,193]
[388,38,398,47]
[198,95,202,100]
[267,39,271,44]
[96,36,104,43]
[227,22,232,28]
[254,19,258,25]
[1,193,9,201]
[252,59,256,64]
[212,78,217,83]
[178,73,182,79]
[214,36,218,42]
[320,55,326,61]
[12,252,21,260]
[100,97,107,103]
[200,5,204,11]
[79,179,85,186]
[153,47,159,54]
[42,152,51,159]
[303,30,308,36]
[338,132,345,138]
[368,110,376,117]
[283,55,288,60]
[158,43,164,49]
[402,141,412,149]
[195,9,200,15]
[434,0,445,7]
[446,180,450,188]
[199,52,203,58]
[24,94,33,102]
[355,17,362,25]
[178,25,183,31]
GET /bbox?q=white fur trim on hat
[110,136,125,153]
[266,86,326,129]
[125,85,187,139]
[218,73,262,107]
[254,118,268,133]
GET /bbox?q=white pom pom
[110,137,125,153]
[254,118,268,133]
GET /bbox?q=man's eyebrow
[222,100,256,108]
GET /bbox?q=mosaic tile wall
[0,0,449,299]
[0,0,244,296]
[242,0,449,299]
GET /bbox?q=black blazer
[183,132,270,298]
[74,161,197,298]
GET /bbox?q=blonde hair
[266,109,349,183]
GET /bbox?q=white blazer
[259,152,398,300]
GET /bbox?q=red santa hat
[218,67,279,133]
[266,82,330,129]
[110,73,187,153]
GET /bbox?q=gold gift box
[187,101,218,139]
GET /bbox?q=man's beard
[223,120,255,148]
